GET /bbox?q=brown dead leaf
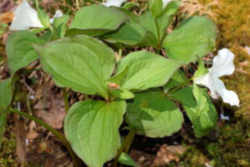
[153,144,186,166]
[34,85,66,129]
[15,114,27,164]
[0,12,14,24]
[130,150,154,167]
[26,121,39,140]
[44,155,57,167]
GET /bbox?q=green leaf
[122,2,139,10]
[126,90,183,137]
[157,0,180,41]
[110,50,180,92]
[149,0,163,17]
[163,16,217,64]
[6,31,44,74]
[104,21,151,46]
[170,86,218,137]
[118,152,137,167]
[0,112,7,149]
[192,85,218,136]
[36,35,115,99]
[0,78,13,148]
[104,11,156,47]
[164,70,189,93]
[138,12,158,46]
[67,5,128,36]
[64,100,126,167]
[0,23,8,36]
[109,87,135,100]
[37,8,51,28]
[53,15,70,38]
[0,78,13,110]
[192,60,208,80]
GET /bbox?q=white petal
[214,78,240,106]
[50,10,63,23]
[10,0,43,30]
[103,0,127,7]
[210,48,235,77]
[194,73,218,99]
[162,0,172,8]
[220,113,230,121]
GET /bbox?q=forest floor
[0,0,250,167]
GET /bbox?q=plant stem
[123,129,136,153]
[9,108,81,167]
[75,0,80,9]
[113,129,136,167]
[63,89,69,113]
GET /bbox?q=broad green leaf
[157,0,180,41]
[192,85,217,137]
[64,100,126,167]
[0,78,13,110]
[104,11,156,47]
[149,0,163,17]
[138,12,158,47]
[118,152,137,167]
[37,8,50,28]
[0,78,13,149]
[37,35,115,99]
[110,50,180,92]
[6,31,44,74]
[163,16,217,64]
[104,21,152,46]
[164,70,189,93]
[67,5,128,36]
[126,90,183,137]
[170,86,218,137]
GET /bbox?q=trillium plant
[0,0,240,166]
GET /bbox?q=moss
[207,121,250,167]
[175,120,250,167]
[0,131,17,167]
[223,46,250,119]
[179,147,209,167]
[182,0,250,46]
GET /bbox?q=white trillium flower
[194,48,240,106]
[10,0,43,30]
[103,0,127,7]
[162,0,172,8]
[10,0,63,31]
[49,10,63,23]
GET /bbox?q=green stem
[154,18,161,50]
[9,108,81,167]
[63,89,69,113]
[123,129,136,153]
[75,0,80,9]
[113,129,136,167]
